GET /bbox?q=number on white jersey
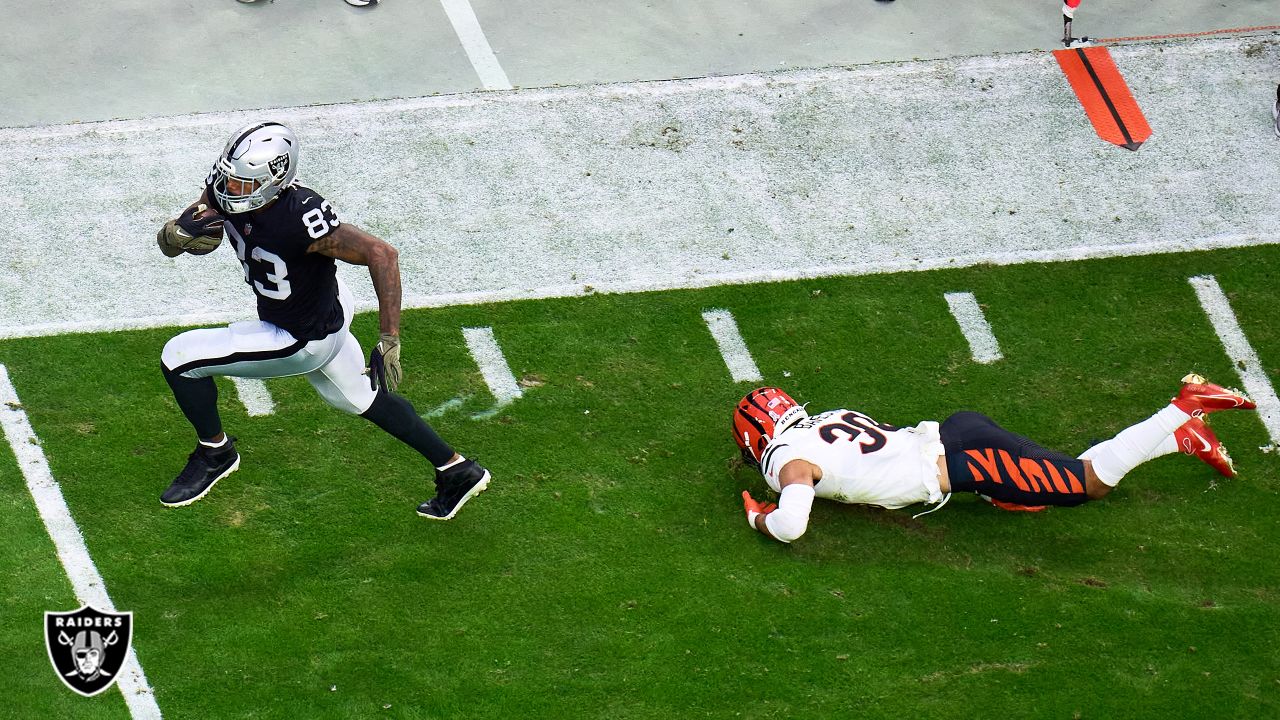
[817,411,891,454]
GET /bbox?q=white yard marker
[703,309,763,383]
[944,292,1003,364]
[462,327,523,407]
[0,365,162,719]
[424,396,467,418]
[1188,275,1280,445]
[439,0,513,90]
[230,377,274,417]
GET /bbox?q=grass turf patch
[1,246,1278,718]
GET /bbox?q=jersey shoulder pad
[280,184,340,243]
[287,184,330,209]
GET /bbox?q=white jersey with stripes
[761,409,945,509]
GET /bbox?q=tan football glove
[157,204,225,257]
[366,333,403,392]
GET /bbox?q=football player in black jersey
[157,121,488,520]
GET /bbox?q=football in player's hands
[159,203,225,256]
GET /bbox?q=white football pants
[160,278,378,414]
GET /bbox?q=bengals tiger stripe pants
[941,411,1089,507]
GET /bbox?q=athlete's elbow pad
[764,484,816,543]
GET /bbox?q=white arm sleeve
[763,484,816,543]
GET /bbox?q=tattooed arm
[307,223,402,336]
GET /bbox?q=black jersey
[207,183,344,341]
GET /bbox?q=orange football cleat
[1174,416,1237,478]
[1172,373,1256,417]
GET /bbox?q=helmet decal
[268,152,290,178]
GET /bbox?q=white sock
[1145,435,1179,462]
[436,455,466,472]
[199,436,229,449]
[1085,405,1189,487]
[1080,433,1180,463]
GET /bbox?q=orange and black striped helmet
[733,387,808,468]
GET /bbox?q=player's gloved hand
[366,333,402,392]
[175,203,226,238]
[158,203,225,257]
[742,490,777,529]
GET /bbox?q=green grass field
[3,246,1279,718]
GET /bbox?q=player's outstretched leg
[940,411,1093,508]
[306,331,492,519]
[1082,373,1253,492]
[357,388,491,519]
[160,357,239,506]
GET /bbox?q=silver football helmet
[209,122,299,214]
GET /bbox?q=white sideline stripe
[4,233,1273,342]
[1188,275,1280,445]
[230,377,274,417]
[0,365,162,719]
[2,38,1278,341]
[702,309,763,383]
[439,0,513,91]
[461,327,523,405]
[943,292,1003,364]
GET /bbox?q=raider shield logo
[268,152,290,178]
[45,605,133,697]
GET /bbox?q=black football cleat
[161,437,240,507]
[417,459,491,520]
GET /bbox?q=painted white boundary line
[1188,275,1280,445]
[943,292,1003,364]
[702,309,763,383]
[7,233,1271,342]
[439,0,513,91]
[230,378,274,417]
[0,365,162,719]
[424,396,467,418]
[461,327,523,406]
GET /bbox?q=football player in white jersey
[157,122,488,520]
[734,376,1256,543]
